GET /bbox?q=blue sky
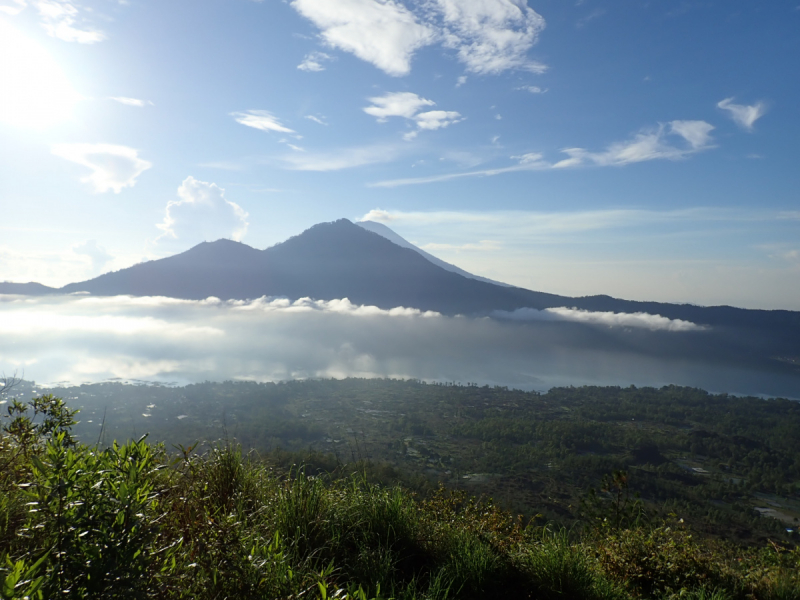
[1,0,798,309]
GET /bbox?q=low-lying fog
[1,295,798,398]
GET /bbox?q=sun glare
[0,19,81,129]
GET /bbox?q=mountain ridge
[2,219,799,331]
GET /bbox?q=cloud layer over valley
[1,295,796,398]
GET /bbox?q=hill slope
[59,219,569,314]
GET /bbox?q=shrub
[593,522,733,597]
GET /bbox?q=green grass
[1,395,799,600]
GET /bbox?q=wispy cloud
[0,0,27,15]
[576,8,606,29]
[717,97,767,131]
[359,207,748,235]
[368,157,541,187]
[289,0,546,76]
[280,144,402,171]
[34,0,105,43]
[156,176,249,244]
[517,85,547,94]
[554,120,714,168]
[305,114,327,125]
[297,51,333,71]
[370,119,714,187]
[231,110,296,134]
[51,143,151,193]
[110,97,153,108]
[493,307,705,332]
[669,120,715,149]
[363,91,461,140]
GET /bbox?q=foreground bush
[0,395,798,599]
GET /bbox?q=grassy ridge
[1,395,799,599]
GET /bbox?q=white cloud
[363,91,434,120]
[305,114,327,125]
[290,0,436,76]
[51,143,152,193]
[492,307,705,332]
[518,85,546,94]
[231,110,295,134]
[297,51,332,71]
[72,240,112,273]
[0,0,27,15]
[456,75,467,87]
[717,97,767,131]
[290,0,546,76]
[430,0,547,74]
[364,91,461,140]
[156,176,249,244]
[34,0,105,43]
[110,97,153,107]
[414,110,462,130]
[280,144,402,171]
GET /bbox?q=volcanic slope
[58,219,567,315]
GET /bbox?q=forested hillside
[15,378,800,545]
[1,389,799,599]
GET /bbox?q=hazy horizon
[2,294,798,399]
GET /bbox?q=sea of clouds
[0,294,797,398]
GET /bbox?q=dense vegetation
[1,379,799,598]
[43,378,800,543]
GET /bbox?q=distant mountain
[0,282,57,295]
[58,219,568,315]
[355,220,511,287]
[3,219,800,373]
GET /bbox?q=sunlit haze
[0,19,80,128]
